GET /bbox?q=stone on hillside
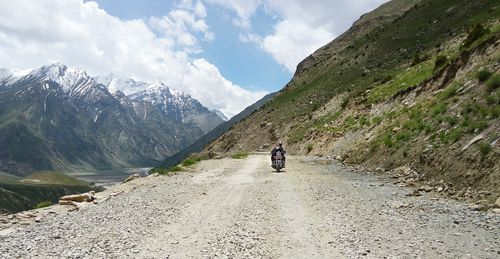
[469,204,487,211]
[59,193,94,203]
[393,165,412,176]
[461,134,483,151]
[148,173,160,177]
[493,197,500,208]
[418,185,433,192]
[58,200,76,206]
[492,208,500,214]
[406,190,422,197]
[123,174,141,183]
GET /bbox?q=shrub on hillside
[478,142,492,156]
[486,74,500,91]
[383,134,394,148]
[462,23,489,50]
[182,159,197,167]
[433,55,448,73]
[34,201,52,209]
[148,166,184,176]
[475,68,492,82]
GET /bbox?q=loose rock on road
[1,154,499,258]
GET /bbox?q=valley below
[1,154,498,258]
[68,167,151,186]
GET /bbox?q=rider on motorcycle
[271,141,286,167]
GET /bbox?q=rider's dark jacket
[271,146,285,157]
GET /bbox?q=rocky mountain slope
[97,77,226,133]
[160,92,276,168]
[0,63,224,176]
[205,0,500,202]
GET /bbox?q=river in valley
[68,168,152,186]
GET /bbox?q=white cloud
[262,19,334,72]
[183,59,267,117]
[149,8,214,52]
[205,0,262,29]
[0,0,264,118]
[206,0,388,72]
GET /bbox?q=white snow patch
[43,93,50,112]
[93,110,102,123]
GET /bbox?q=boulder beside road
[123,174,141,183]
[59,192,95,204]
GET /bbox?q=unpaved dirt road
[1,154,499,258]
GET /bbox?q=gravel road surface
[1,154,499,258]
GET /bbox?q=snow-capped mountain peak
[96,77,148,96]
[0,67,33,84]
[1,63,227,124]
[28,63,96,92]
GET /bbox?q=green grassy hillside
[205,0,500,202]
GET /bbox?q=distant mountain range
[160,92,276,168]
[0,63,225,176]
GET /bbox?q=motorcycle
[271,151,285,172]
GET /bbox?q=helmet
[278,141,282,146]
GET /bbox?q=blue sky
[0,0,388,117]
[88,0,291,93]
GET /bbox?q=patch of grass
[34,200,52,209]
[431,102,448,116]
[462,23,489,50]
[231,152,249,159]
[395,131,412,142]
[367,61,433,104]
[485,95,496,105]
[486,74,500,91]
[181,159,196,167]
[475,68,492,82]
[343,116,356,129]
[372,116,383,125]
[315,111,343,131]
[149,166,184,176]
[288,124,308,144]
[478,142,492,156]
[383,134,394,148]
[439,128,463,144]
[433,55,448,73]
[169,166,184,172]
[461,115,488,134]
[181,155,207,167]
[444,116,459,126]
[491,105,500,118]
[359,115,370,127]
[24,171,85,186]
[403,119,426,132]
[438,81,462,99]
